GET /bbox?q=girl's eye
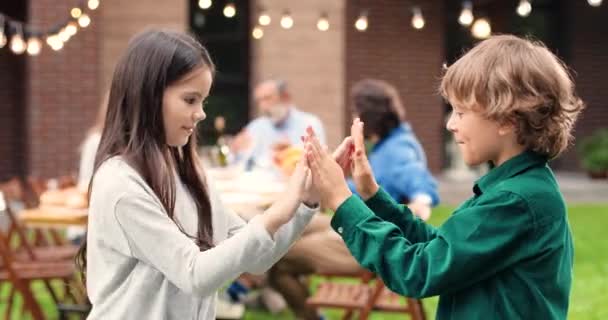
[185,98,196,105]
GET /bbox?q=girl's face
[162,66,213,147]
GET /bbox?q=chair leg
[5,284,15,319]
[18,281,46,320]
[341,309,354,320]
[407,298,426,320]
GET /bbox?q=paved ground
[437,171,608,205]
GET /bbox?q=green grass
[1,205,607,319]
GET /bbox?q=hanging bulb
[280,10,294,29]
[71,7,82,19]
[198,0,212,10]
[0,29,6,49]
[78,14,91,27]
[458,1,474,26]
[46,34,63,51]
[517,0,532,17]
[355,10,368,31]
[252,25,264,39]
[10,32,26,54]
[223,3,236,18]
[471,18,492,39]
[58,27,71,42]
[88,0,100,10]
[258,10,271,26]
[411,7,425,30]
[27,37,42,56]
[66,21,78,36]
[317,13,330,31]
[588,0,602,6]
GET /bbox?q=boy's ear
[497,121,516,136]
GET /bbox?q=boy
[304,35,584,319]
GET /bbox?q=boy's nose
[446,113,456,132]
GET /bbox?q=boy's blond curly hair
[440,34,585,159]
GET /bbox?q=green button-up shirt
[331,151,573,319]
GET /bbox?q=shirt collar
[473,150,548,196]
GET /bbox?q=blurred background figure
[231,79,326,173]
[349,79,439,220]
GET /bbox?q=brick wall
[251,0,346,148]
[25,0,101,178]
[0,1,27,181]
[99,0,188,93]
[556,1,608,171]
[345,0,446,173]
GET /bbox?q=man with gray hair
[232,79,326,171]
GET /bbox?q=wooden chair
[307,270,426,320]
[0,178,82,317]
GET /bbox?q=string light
[71,7,82,19]
[517,0,532,17]
[471,18,491,39]
[26,37,42,55]
[588,0,602,6]
[258,9,271,26]
[88,0,100,10]
[411,6,425,30]
[458,1,474,26]
[355,10,368,31]
[223,3,236,18]
[198,0,212,10]
[10,25,26,54]
[317,13,330,31]
[78,14,91,28]
[252,25,264,39]
[280,10,294,29]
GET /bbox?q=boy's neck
[493,143,527,167]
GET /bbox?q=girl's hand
[305,128,352,211]
[350,118,379,200]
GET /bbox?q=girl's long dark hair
[76,29,216,281]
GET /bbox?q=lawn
[1,204,607,319]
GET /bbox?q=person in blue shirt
[231,79,326,171]
[348,79,439,220]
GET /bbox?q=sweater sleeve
[331,191,535,298]
[113,192,276,297]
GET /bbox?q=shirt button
[337,227,343,234]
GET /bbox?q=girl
[76,29,320,319]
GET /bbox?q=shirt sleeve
[364,187,438,244]
[331,191,535,298]
[113,192,275,298]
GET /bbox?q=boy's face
[446,104,505,166]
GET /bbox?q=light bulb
[317,14,330,31]
[88,0,99,10]
[588,0,602,6]
[471,18,491,39]
[27,37,42,55]
[10,34,26,54]
[355,12,368,31]
[0,30,6,48]
[198,0,212,10]
[71,7,82,19]
[280,11,293,29]
[223,3,236,18]
[411,7,425,30]
[259,12,271,26]
[58,28,71,42]
[252,26,264,39]
[78,14,91,28]
[458,1,474,26]
[517,0,532,17]
[66,22,78,36]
